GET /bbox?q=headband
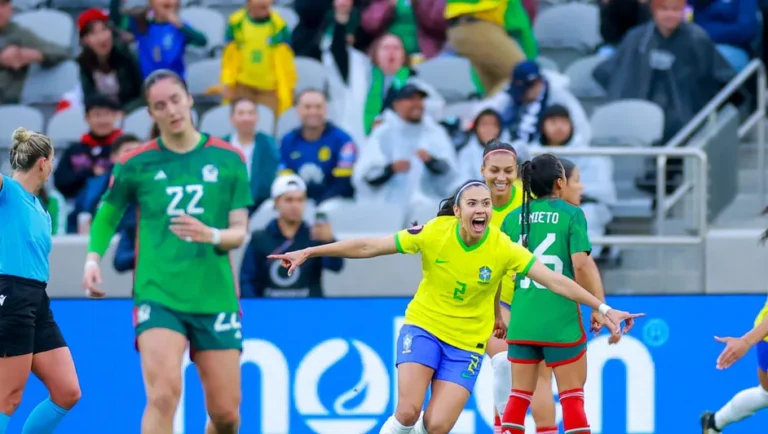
[454,181,490,203]
[483,148,517,160]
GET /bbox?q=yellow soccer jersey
[490,179,523,307]
[394,216,535,353]
[755,296,768,342]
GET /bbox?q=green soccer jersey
[500,198,592,345]
[103,134,253,314]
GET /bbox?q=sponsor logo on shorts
[401,334,412,354]
[136,304,151,324]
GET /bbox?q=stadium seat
[199,104,275,138]
[47,108,89,145]
[273,6,299,30]
[534,3,602,69]
[590,100,664,147]
[414,56,478,103]
[294,57,330,94]
[323,200,407,233]
[276,107,300,141]
[13,9,74,48]
[122,109,153,140]
[20,60,79,104]
[0,105,45,145]
[186,58,223,96]
[565,55,607,115]
[537,56,559,72]
[180,7,226,56]
[12,0,46,11]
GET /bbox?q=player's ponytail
[520,160,533,248]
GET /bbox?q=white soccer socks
[491,352,513,416]
[380,415,415,434]
[412,415,428,434]
[714,385,768,429]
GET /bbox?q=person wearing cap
[239,174,343,298]
[279,89,357,204]
[53,95,124,199]
[77,8,144,112]
[475,60,591,145]
[353,82,460,206]
[0,0,69,103]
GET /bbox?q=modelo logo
[172,319,655,434]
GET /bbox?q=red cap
[77,8,109,31]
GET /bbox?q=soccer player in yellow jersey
[270,179,638,434]
[701,229,768,433]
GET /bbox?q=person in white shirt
[223,97,279,212]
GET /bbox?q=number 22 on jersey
[166,184,205,216]
[518,233,563,289]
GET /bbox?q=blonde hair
[9,127,53,172]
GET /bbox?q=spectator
[54,96,123,199]
[361,0,446,58]
[531,104,616,248]
[456,109,531,181]
[353,83,459,206]
[444,0,530,95]
[476,60,591,145]
[693,0,759,72]
[109,0,207,78]
[77,9,144,113]
[220,0,297,116]
[329,33,445,143]
[593,0,735,140]
[292,0,364,60]
[599,0,651,56]
[279,89,357,204]
[240,174,343,298]
[222,98,279,212]
[0,0,69,103]
[68,133,141,234]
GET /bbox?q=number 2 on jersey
[519,233,563,289]
[453,281,467,301]
[166,185,204,216]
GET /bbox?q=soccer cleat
[700,411,722,433]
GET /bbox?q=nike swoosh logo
[435,259,449,264]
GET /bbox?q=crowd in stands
[0,0,761,296]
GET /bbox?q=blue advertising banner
[8,295,768,434]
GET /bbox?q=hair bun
[12,127,31,144]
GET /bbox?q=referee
[0,127,80,434]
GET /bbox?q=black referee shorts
[0,274,67,358]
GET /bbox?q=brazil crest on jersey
[501,198,592,345]
[103,134,253,314]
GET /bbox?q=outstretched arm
[305,235,398,259]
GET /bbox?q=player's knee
[0,385,24,415]
[393,401,421,426]
[50,380,82,410]
[209,408,240,430]
[146,384,182,416]
[422,416,454,434]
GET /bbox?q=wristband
[210,228,221,246]
[598,303,612,315]
[84,260,99,271]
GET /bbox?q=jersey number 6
[166,184,205,216]
[519,233,563,289]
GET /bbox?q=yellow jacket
[444,0,507,26]
[220,9,297,115]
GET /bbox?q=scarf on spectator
[364,66,411,135]
[503,80,549,143]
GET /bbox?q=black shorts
[0,274,67,357]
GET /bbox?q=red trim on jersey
[119,140,161,165]
[545,348,586,368]
[507,356,543,364]
[506,306,588,347]
[204,136,247,163]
